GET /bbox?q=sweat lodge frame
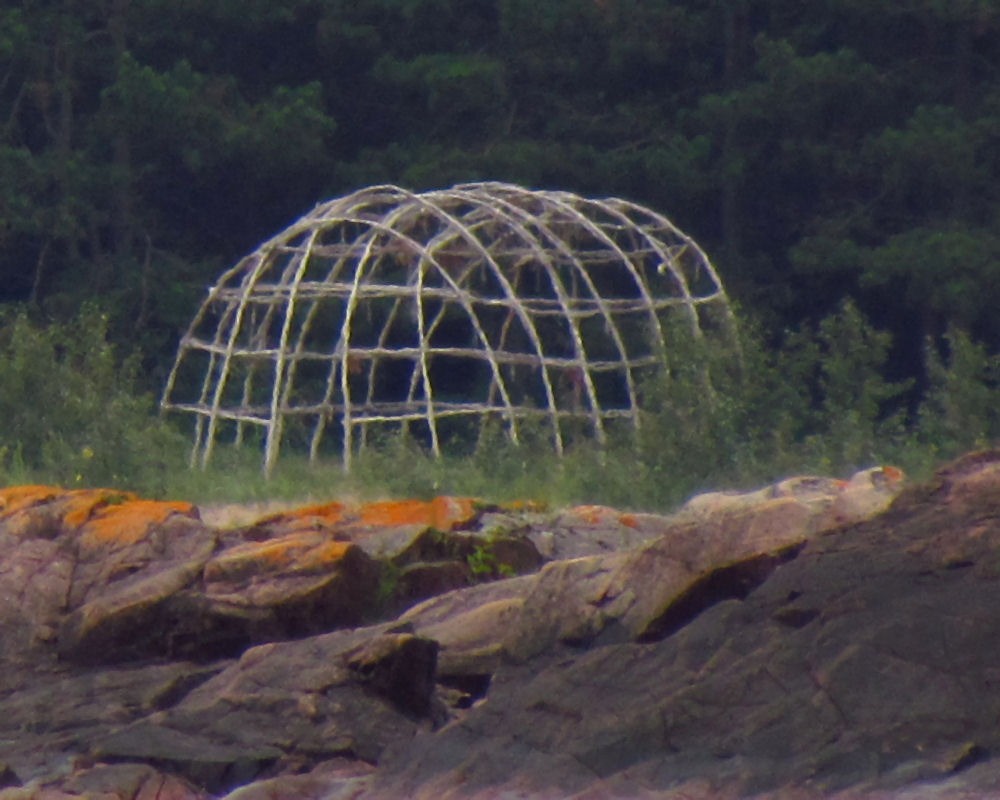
[162,182,735,474]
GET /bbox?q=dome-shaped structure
[162,182,735,474]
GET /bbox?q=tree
[3,0,1000,407]
[0,1,337,382]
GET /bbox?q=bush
[792,300,911,472]
[0,305,187,493]
[621,300,958,507]
[622,309,812,507]
[261,302,998,512]
[911,326,1000,464]
[2,301,995,511]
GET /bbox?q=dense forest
[1,0,998,497]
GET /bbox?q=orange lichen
[0,485,62,518]
[297,539,355,572]
[259,501,346,527]
[357,496,479,531]
[63,489,138,529]
[236,533,321,566]
[242,496,485,533]
[78,500,197,548]
[205,533,352,580]
[882,466,905,483]
[569,504,637,528]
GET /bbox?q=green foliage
[375,561,403,615]
[2,1,1000,505]
[3,0,1000,375]
[0,306,186,493]
[466,542,516,580]
[797,300,911,471]
[859,224,1000,328]
[594,301,942,508]
[1,302,995,514]
[916,327,1000,457]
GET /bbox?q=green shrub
[792,300,911,473]
[2,301,995,511]
[619,300,953,507]
[0,305,186,493]
[624,310,808,507]
[910,326,1000,465]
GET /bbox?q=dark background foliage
[1,0,998,497]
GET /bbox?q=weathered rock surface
[13,457,1000,798]
[87,626,437,794]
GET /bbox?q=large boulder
[366,453,1000,798]
[0,763,209,800]
[26,456,1000,800]
[0,487,208,662]
[89,626,438,794]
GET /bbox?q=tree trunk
[720,2,748,273]
[108,0,135,268]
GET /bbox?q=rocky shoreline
[3,454,1000,798]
